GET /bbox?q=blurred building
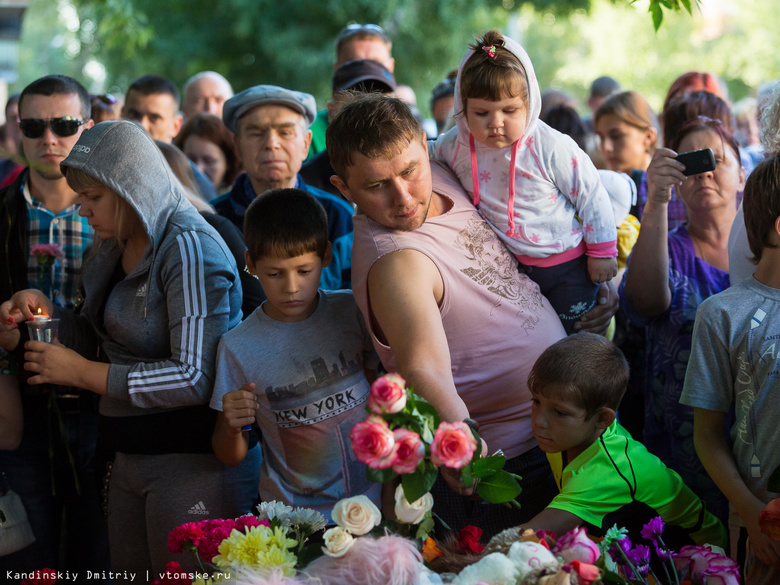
[0,0,27,120]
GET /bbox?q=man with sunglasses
[0,75,110,576]
[307,23,395,162]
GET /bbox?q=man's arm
[367,249,469,423]
[369,249,478,493]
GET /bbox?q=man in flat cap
[213,85,354,291]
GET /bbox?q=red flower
[568,559,601,584]
[21,569,57,585]
[456,525,484,554]
[167,521,206,553]
[150,562,192,585]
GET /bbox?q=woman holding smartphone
[620,116,744,525]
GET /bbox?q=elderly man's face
[331,133,432,232]
[183,75,232,120]
[234,104,311,194]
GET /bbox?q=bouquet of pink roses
[349,373,522,509]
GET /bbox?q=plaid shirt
[23,173,93,310]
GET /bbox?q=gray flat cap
[222,84,317,132]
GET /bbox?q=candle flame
[37,308,42,315]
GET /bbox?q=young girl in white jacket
[431,30,618,333]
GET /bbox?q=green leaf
[472,453,507,478]
[680,0,692,14]
[768,465,780,493]
[415,515,435,540]
[367,466,397,484]
[600,570,627,583]
[402,469,437,504]
[296,541,325,568]
[649,0,664,31]
[475,470,522,504]
[460,463,474,488]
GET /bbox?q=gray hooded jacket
[58,120,242,419]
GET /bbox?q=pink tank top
[352,162,565,458]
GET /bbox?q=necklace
[691,235,708,265]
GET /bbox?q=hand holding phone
[675,148,716,176]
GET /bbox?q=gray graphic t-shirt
[681,276,780,506]
[210,290,381,520]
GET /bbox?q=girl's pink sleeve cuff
[586,239,618,258]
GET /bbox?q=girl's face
[183,135,228,189]
[596,113,656,173]
[77,185,120,239]
[676,128,744,215]
[466,93,528,149]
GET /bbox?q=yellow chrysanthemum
[212,524,298,575]
[257,545,298,576]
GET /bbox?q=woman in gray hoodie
[1,120,260,575]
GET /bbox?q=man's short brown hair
[326,93,422,181]
[527,333,629,418]
[744,154,780,264]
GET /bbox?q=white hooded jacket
[430,35,617,266]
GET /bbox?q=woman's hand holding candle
[0,289,54,329]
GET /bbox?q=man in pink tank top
[327,94,618,538]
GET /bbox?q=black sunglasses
[19,117,88,139]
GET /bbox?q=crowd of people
[0,21,778,585]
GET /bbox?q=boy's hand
[587,256,618,284]
[745,501,780,567]
[222,383,259,432]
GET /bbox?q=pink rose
[368,373,407,414]
[390,429,425,474]
[699,565,740,585]
[674,545,738,578]
[553,526,600,564]
[350,415,395,468]
[430,421,477,468]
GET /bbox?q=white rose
[331,495,381,535]
[322,526,356,558]
[394,485,434,524]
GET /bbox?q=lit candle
[31,308,50,322]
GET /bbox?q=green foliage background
[12,0,780,116]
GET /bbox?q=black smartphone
[675,148,716,176]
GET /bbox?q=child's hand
[588,256,618,284]
[646,148,687,205]
[745,500,780,567]
[222,383,259,432]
